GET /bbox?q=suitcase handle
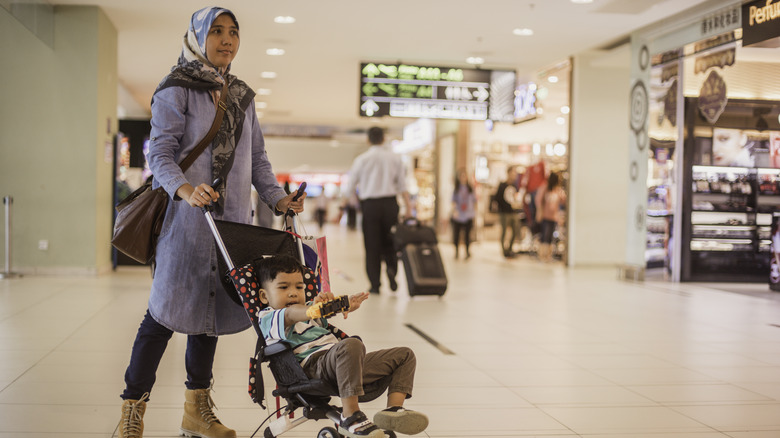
[403,217,421,227]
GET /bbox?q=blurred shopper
[346,127,412,293]
[451,169,476,259]
[116,7,305,438]
[536,172,566,262]
[315,193,329,232]
[495,166,523,258]
[522,160,546,235]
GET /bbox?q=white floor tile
[0,223,779,436]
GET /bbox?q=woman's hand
[276,190,307,213]
[342,291,369,319]
[177,183,220,208]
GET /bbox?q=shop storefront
[466,61,571,260]
[637,0,780,282]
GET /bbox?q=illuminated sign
[359,62,515,121]
[742,0,780,47]
[513,82,538,123]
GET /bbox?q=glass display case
[680,98,780,282]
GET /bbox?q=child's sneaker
[338,410,385,438]
[373,406,429,435]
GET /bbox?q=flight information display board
[359,62,515,121]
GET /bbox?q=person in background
[495,166,523,258]
[116,7,305,438]
[522,160,546,236]
[315,192,329,232]
[451,169,476,259]
[535,172,566,262]
[345,127,412,294]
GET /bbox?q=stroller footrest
[267,412,309,437]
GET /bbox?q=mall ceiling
[50,0,720,132]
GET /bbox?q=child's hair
[254,255,304,287]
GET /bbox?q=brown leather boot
[180,388,236,438]
[117,392,149,438]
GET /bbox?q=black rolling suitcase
[394,220,447,296]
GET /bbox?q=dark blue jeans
[121,310,218,401]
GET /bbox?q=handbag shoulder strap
[178,80,230,172]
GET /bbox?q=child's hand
[342,291,369,319]
[313,291,335,305]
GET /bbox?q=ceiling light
[556,116,566,125]
[266,48,285,56]
[466,57,484,65]
[547,75,559,83]
[256,111,264,118]
[256,102,267,109]
[513,28,534,36]
[274,16,296,24]
[561,105,570,114]
[261,71,277,79]
[571,0,593,3]
[256,88,272,95]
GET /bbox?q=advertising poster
[712,128,753,167]
[771,212,780,291]
[770,131,780,168]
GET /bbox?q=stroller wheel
[385,431,397,438]
[317,426,341,438]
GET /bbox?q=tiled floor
[1,222,780,437]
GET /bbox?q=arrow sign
[362,83,378,96]
[361,99,379,116]
[473,87,489,102]
[362,63,380,78]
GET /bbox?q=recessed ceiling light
[556,116,566,125]
[266,48,285,56]
[256,111,264,118]
[274,16,296,24]
[261,71,277,79]
[561,105,570,114]
[256,102,268,109]
[256,88,272,95]
[547,75,559,83]
[466,56,484,65]
[513,28,534,36]
[571,0,593,3]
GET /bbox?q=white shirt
[346,144,407,200]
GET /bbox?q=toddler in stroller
[231,255,428,438]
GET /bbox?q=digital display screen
[359,62,515,121]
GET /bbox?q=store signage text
[700,6,741,39]
[742,0,780,46]
[747,0,780,26]
[359,62,496,120]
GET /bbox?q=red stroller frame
[202,184,393,438]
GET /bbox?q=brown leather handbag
[111,82,229,264]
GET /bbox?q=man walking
[346,127,412,293]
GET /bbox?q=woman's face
[712,128,746,166]
[206,14,239,68]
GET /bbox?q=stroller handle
[285,182,307,264]
[202,178,234,270]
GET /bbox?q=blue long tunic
[147,85,286,335]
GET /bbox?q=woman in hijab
[117,7,305,438]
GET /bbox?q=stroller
[202,183,396,438]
